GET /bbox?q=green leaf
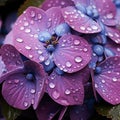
[95,102,120,120]
[18,0,44,16]
[0,98,21,120]
[0,0,8,6]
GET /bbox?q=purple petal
[62,6,101,34]
[94,56,120,105]
[36,95,61,120]
[46,7,65,34]
[0,44,24,72]
[105,26,120,44]
[12,7,49,63]
[40,0,74,11]
[94,0,116,21]
[70,104,92,120]
[2,60,46,110]
[105,38,120,56]
[47,67,90,106]
[53,34,91,73]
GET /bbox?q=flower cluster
[0,0,120,119]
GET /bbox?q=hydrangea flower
[0,44,47,110]
[93,56,120,105]
[62,0,120,44]
[5,6,91,73]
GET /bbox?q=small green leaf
[0,0,8,6]
[0,98,21,120]
[18,0,44,16]
[95,102,113,117]
[108,104,120,120]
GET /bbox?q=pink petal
[53,34,91,73]
[40,0,74,10]
[12,7,49,63]
[46,7,65,34]
[105,26,120,44]
[36,95,61,120]
[62,6,101,34]
[94,0,116,21]
[0,44,24,72]
[94,56,120,105]
[47,67,90,106]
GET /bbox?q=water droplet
[30,11,35,17]
[80,26,86,30]
[39,55,45,62]
[24,102,28,107]
[49,82,55,89]
[25,46,31,50]
[16,38,23,43]
[25,28,31,33]
[91,25,98,30]
[66,61,72,67]
[37,50,43,54]
[75,56,82,63]
[30,89,36,94]
[65,89,71,95]
[44,59,50,65]
[101,79,105,83]
[83,48,88,52]
[52,91,60,99]
[24,21,29,26]
[95,83,98,88]
[38,14,42,19]
[112,77,117,82]
[74,40,80,45]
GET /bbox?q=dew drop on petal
[39,55,45,62]
[24,102,28,107]
[65,89,71,95]
[74,39,80,45]
[52,91,60,99]
[75,56,82,63]
[14,79,20,84]
[49,82,55,89]
[112,77,118,82]
[66,61,72,67]
[30,89,36,94]
[16,38,23,43]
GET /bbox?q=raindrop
[24,102,28,107]
[25,28,31,33]
[30,11,35,17]
[52,91,60,99]
[16,38,23,43]
[49,82,55,89]
[25,46,31,50]
[75,56,82,63]
[30,89,36,94]
[74,40,80,45]
[66,61,72,67]
[65,89,71,95]
[39,55,45,62]
[14,79,20,84]
[112,77,117,82]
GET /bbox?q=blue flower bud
[95,66,102,74]
[86,6,93,17]
[93,44,104,56]
[104,48,115,57]
[55,67,64,75]
[75,4,86,13]
[38,31,52,43]
[55,23,70,36]
[47,44,55,52]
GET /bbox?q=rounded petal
[105,26,120,44]
[40,0,74,10]
[36,95,61,120]
[47,67,90,106]
[46,7,65,34]
[94,56,120,105]
[53,34,91,73]
[12,7,49,63]
[62,6,101,34]
[2,60,46,110]
[0,44,24,72]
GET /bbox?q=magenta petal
[2,60,46,110]
[36,95,61,120]
[94,56,120,105]
[47,67,90,106]
[12,7,49,63]
[62,6,101,34]
[53,34,91,73]
[46,7,65,34]
[23,61,47,109]
[94,0,116,20]
[0,44,24,72]
[40,0,74,11]
[105,26,120,44]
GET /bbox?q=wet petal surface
[94,56,120,105]
[53,34,91,73]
